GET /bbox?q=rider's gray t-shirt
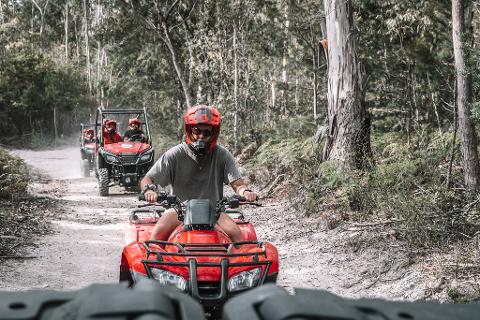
[146,143,241,203]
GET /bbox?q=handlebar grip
[237,195,247,202]
[138,194,146,201]
[235,194,260,202]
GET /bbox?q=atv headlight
[228,268,261,292]
[139,151,152,163]
[105,154,119,163]
[150,268,187,291]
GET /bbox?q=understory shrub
[0,147,29,198]
[246,131,480,249]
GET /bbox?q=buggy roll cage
[94,107,152,146]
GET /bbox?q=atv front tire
[98,168,109,196]
[81,159,90,178]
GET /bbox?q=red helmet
[129,118,141,126]
[105,119,117,128]
[84,128,94,135]
[184,105,221,154]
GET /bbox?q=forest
[1,0,480,303]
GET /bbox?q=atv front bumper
[140,240,277,308]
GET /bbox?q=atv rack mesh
[141,240,273,304]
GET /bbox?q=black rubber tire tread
[119,270,133,286]
[98,168,109,196]
[81,159,90,177]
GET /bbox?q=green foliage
[246,129,479,250]
[244,136,320,176]
[0,48,94,146]
[0,147,29,198]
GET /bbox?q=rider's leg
[217,213,244,243]
[150,208,181,241]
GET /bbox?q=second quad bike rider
[103,119,122,145]
[124,118,146,143]
[140,105,257,243]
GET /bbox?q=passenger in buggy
[103,119,122,144]
[124,118,146,143]
[83,129,95,143]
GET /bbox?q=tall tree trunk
[281,2,289,116]
[452,0,480,192]
[74,20,80,64]
[159,19,192,109]
[64,1,69,60]
[83,0,92,95]
[53,107,58,146]
[312,42,318,119]
[233,27,239,150]
[0,0,4,25]
[323,0,371,168]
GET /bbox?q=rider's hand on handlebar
[243,190,257,202]
[144,190,157,203]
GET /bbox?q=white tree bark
[64,1,69,60]
[83,0,92,94]
[0,0,4,24]
[233,27,239,149]
[323,0,371,168]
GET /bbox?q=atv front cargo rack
[141,240,274,305]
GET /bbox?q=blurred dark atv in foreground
[1,280,478,320]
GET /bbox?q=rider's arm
[231,178,257,202]
[140,176,157,202]
[123,131,131,142]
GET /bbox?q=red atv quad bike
[94,108,154,196]
[119,193,279,318]
[80,123,97,177]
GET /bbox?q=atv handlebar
[138,193,261,212]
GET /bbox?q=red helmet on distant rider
[105,119,118,133]
[183,105,221,156]
[129,118,141,126]
[84,128,94,135]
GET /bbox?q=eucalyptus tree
[117,0,198,109]
[323,0,371,168]
[452,0,480,192]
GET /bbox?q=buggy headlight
[228,268,261,292]
[139,151,152,162]
[105,154,119,163]
[151,268,187,291]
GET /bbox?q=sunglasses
[191,126,213,137]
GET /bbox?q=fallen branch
[0,256,37,259]
[0,235,21,239]
[346,220,403,230]
[260,174,285,198]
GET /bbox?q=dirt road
[0,147,131,290]
[0,147,435,300]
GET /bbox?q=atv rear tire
[81,160,90,178]
[98,168,109,196]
